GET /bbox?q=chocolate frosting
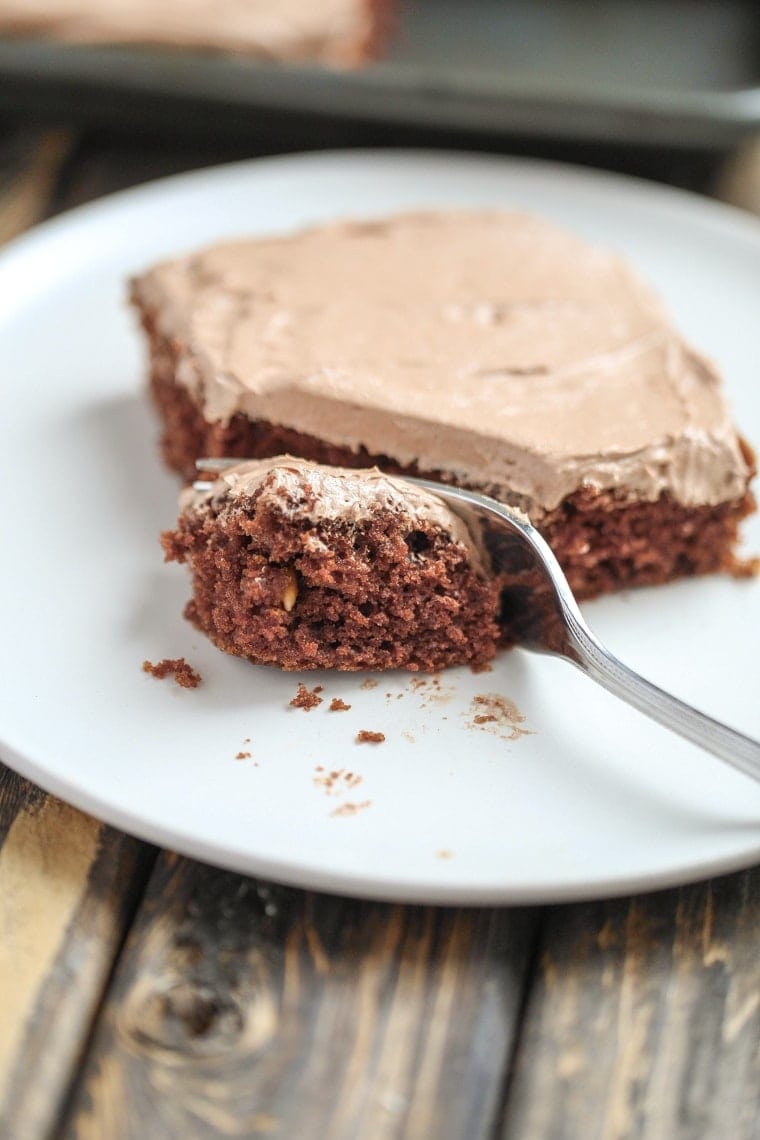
[182,456,489,574]
[0,0,373,63]
[134,211,752,517]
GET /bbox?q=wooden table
[1,129,758,1140]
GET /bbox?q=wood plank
[62,854,538,1140]
[500,869,760,1140]
[0,768,154,1140]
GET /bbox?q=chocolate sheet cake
[135,211,755,601]
[0,0,391,65]
[162,458,502,672]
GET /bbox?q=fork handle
[564,611,760,784]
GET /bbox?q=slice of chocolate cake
[134,211,756,600]
[162,457,502,672]
[0,0,392,66]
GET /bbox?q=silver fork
[195,460,760,783]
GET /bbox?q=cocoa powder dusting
[290,683,323,710]
[331,800,372,818]
[329,697,352,712]
[409,674,455,708]
[235,751,251,760]
[142,658,202,689]
[356,730,385,744]
[313,767,364,796]
[466,694,531,741]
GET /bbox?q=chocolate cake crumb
[330,697,352,712]
[142,657,201,689]
[467,694,531,741]
[290,683,323,710]
[731,553,760,578]
[235,751,251,760]
[356,730,385,744]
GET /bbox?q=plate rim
[3,733,759,905]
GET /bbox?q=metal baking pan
[0,0,758,148]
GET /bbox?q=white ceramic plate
[1,151,758,904]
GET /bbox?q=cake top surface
[184,454,473,530]
[0,0,371,60]
[136,211,751,514]
[182,455,489,567]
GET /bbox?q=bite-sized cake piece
[0,0,391,66]
[162,457,502,673]
[134,211,756,599]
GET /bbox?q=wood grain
[62,854,538,1140]
[500,870,760,1140]
[716,137,760,217]
[0,129,72,245]
[0,768,153,1140]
